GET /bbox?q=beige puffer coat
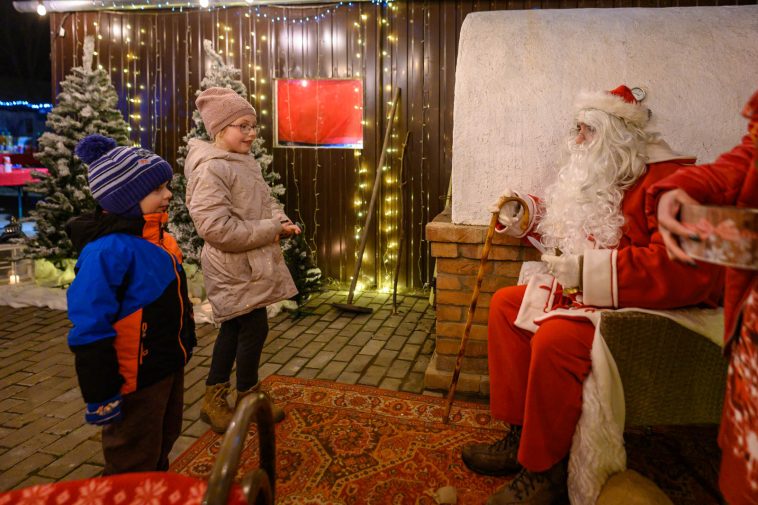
[184,139,297,322]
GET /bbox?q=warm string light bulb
[36,1,46,16]
[199,0,209,8]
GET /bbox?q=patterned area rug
[171,376,722,505]
[171,376,509,504]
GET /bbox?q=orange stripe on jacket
[113,309,143,395]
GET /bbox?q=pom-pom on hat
[75,134,174,217]
[574,85,650,128]
[196,87,257,138]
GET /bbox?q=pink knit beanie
[196,87,257,138]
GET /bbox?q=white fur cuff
[582,249,618,308]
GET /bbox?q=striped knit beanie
[75,135,173,217]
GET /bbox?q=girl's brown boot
[200,382,234,433]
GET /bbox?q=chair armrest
[600,311,727,427]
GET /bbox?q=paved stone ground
[0,289,440,492]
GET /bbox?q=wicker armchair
[600,311,728,427]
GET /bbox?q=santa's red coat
[579,159,725,310]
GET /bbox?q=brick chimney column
[423,208,540,396]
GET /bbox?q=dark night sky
[0,1,52,102]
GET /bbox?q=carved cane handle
[495,195,530,235]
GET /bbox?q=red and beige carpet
[170,376,722,505]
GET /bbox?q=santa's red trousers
[488,285,595,472]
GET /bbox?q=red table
[0,168,48,219]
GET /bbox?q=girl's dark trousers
[206,307,268,391]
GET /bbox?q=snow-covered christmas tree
[26,36,130,262]
[169,40,321,304]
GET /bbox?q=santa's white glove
[488,189,525,237]
[542,253,583,290]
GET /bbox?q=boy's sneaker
[200,382,234,433]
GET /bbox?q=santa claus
[462,85,725,504]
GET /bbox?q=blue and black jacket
[66,209,196,404]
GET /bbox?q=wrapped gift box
[681,204,758,270]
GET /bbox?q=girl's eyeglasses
[228,124,255,135]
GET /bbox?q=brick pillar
[423,208,540,396]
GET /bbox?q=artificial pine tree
[281,233,324,305]
[26,36,130,262]
[169,40,321,304]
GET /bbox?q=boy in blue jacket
[66,135,196,475]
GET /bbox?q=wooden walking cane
[442,195,529,424]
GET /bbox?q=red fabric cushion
[0,472,247,505]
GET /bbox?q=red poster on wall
[275,79,363,148]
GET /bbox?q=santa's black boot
[486,458,568,505]
[462,425,522,476]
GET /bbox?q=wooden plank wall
[48,0,754,291]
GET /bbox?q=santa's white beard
[537,142,626,255]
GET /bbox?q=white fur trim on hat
[574,91,649,128]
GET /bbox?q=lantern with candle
[0,240,33,285]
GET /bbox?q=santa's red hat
[574,85,649,128]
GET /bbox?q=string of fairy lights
[348,2,401,293]
[63,0,396,15]
[351,11,370,292]
[79,0,407,291]
[378,8,400,294]
[0,100,53,113]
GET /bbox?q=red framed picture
[274,78,364,149]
